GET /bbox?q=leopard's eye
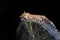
[25,15,28,18]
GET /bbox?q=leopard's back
[19,12,49,23]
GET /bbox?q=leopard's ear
[19,11,26,18]
[24,11,26,13]
[23,11,30,15]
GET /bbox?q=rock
[16,12,60,40]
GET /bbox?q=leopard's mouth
[21,18,28,20]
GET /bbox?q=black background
[0,0,60,40]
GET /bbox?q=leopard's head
[19,12,31,19]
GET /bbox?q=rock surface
[16,12,60,40]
